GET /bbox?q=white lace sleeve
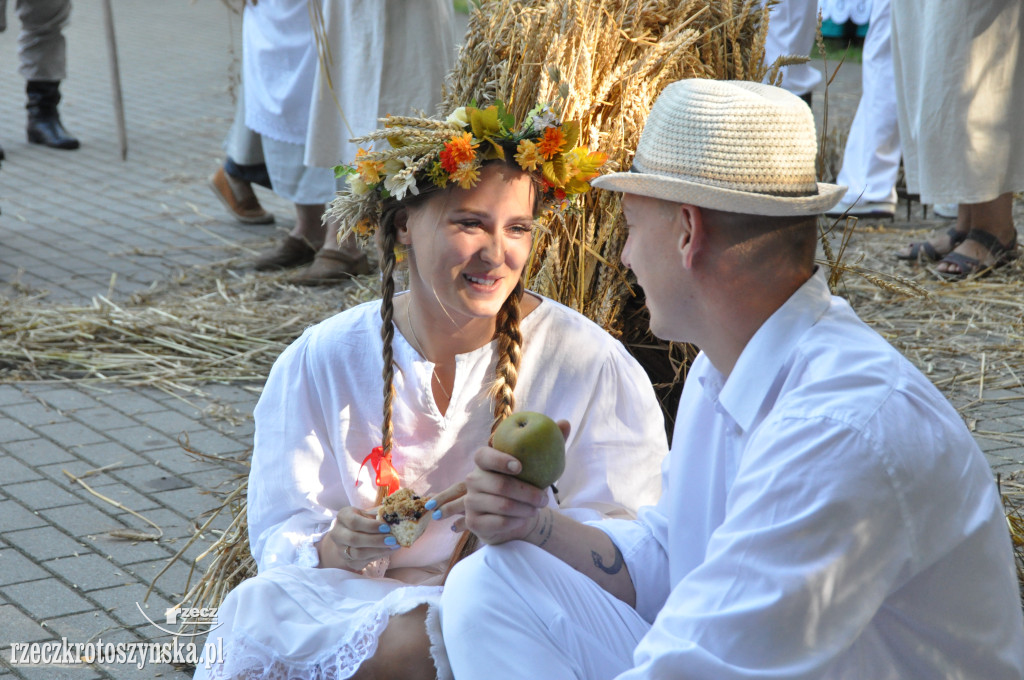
[294,529,330,569]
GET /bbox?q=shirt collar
[717,269,832,432]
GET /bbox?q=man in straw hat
[439,79,1024,679]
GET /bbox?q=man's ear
[678,203,705,269]
[395,208,412,245]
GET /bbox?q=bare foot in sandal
[935,227,1019,279]
[894,225,967,262]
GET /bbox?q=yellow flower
[451,162,481,189]
[354,218,375,237]
[515,139,542,171]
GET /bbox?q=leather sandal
[895,225,967,262]
[936,228,1019,280]
[289,248,372,286]
[210,167,275,224]
[253,236,318,271]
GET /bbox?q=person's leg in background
[17,0,78,150]
[827,0,900,219]
[762,0,822,105]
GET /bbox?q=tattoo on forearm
[535,509,553,548]
[592,544,624,575]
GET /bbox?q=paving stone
[100,426,177,452]
[0,550,48,587]
[33,422,108,450]
[39,506,124,540]
[22,389,101,414]
[133,411,205,439]
[0,502,47,532]
[44,555,135,593]
[2,438,76,466]
[0,457,42,484]
[1,580,94,620]
[3,527,92,562]
[88,583,173,629]
[68,408,141,434]
[70,442,151,470]
[0,421,36,445]
[41,609,122,646]
[0,386,32,407]
[82,536,174,568]
[125,559,198,603]
[11,664,103,680]
[0,402,70,428]
[3,481,83,511]
[0,604,53,644]
[92,392,167,417]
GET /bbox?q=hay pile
[442,0,772,414]
[0,267,378,395]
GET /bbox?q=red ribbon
[358,446,400,496]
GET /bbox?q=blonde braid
[445,279,526,578]
[489,279,525,434]
[376,209,400,505]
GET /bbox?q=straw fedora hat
[592,79,845,216]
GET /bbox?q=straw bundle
[441,0,771,420]
[0,267,377,396]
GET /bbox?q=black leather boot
[26,80,80,150]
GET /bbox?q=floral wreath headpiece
[331,101,608,248]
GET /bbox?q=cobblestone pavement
[0,5,1021,679]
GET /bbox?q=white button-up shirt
[599,271,1024,679]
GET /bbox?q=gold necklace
[406,301,452,401]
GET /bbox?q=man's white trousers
[441,542,650,680]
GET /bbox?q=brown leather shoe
[210,167,275,224]
[253,236,318,271]
[289,248,372,286]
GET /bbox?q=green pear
[491,411,566,488]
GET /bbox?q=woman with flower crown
[194,102,668,680]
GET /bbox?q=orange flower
[451,162,481,189]
[355,148,384,185]
[514,139,542,171]
[537,126,567,160]
[440,132,478,174]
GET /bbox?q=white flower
[530,107,558,131]
[346,173,370,195]
[384,168,419,201]
[446,106,470,128]
[383,158,405,176]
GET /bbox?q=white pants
[835,0,900,206]
[761,0,822,96]
[441,543,650,680]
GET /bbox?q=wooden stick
[101,0,128,160]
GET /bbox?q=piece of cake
[377,488,430,547]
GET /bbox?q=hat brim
[591,171,846,217]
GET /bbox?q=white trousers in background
[761,0,822,96]
[441,543,650,680]
[835,0,899,207]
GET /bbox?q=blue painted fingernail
[424,499,437,510]
[390,544,401,551]
[450,524,459,532]
[384,536,397,546]
[432,509,442,520]
[378,524,391,533]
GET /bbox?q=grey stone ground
[0,4,1021,679]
